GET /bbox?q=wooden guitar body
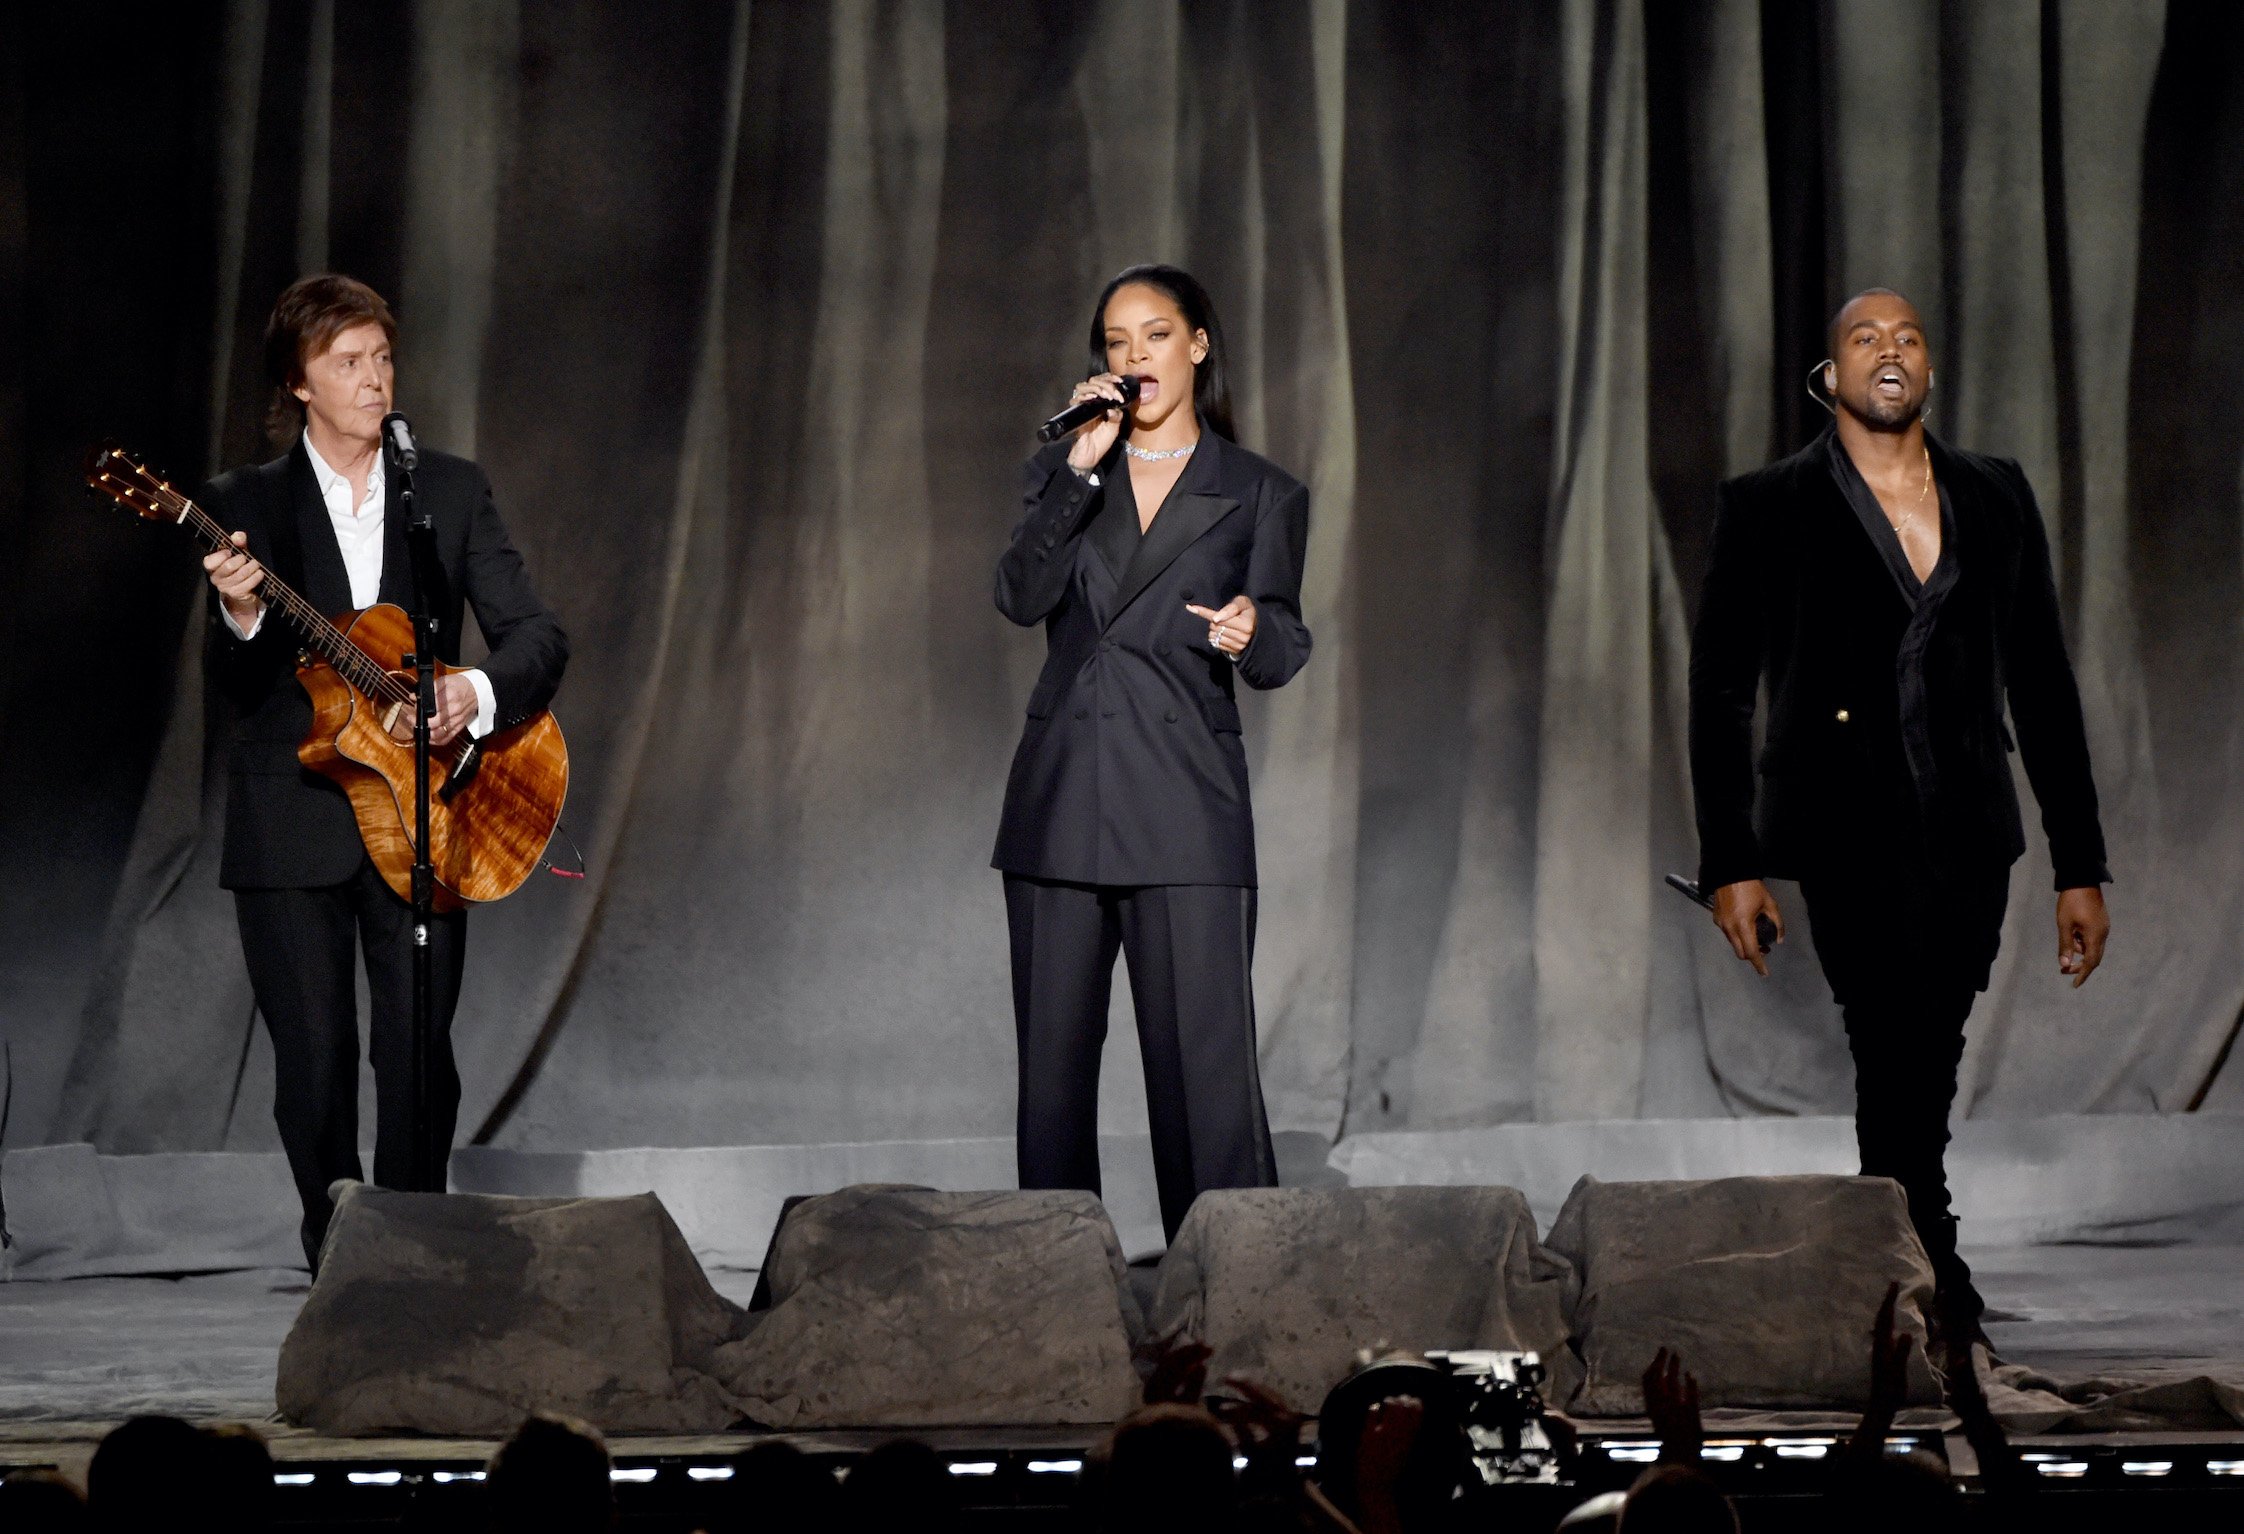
[298,602,569,911]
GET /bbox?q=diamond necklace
[1124,440,1197,462]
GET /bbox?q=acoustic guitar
[87,442,569,911]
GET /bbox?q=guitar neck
[169,494,397,702]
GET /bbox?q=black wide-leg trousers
[1800,860,2011,1329]
[234,859,467,1267]
[1003,876,1278,1241]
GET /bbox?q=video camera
[1316,1348,1570,1520]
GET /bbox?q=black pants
[1004,877,1278,1241]
[234,859,467,1267]
[1800,861,2011,1328]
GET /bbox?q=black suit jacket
[203,442,569,890]
[1689,427,2108,893]
[991,428,1312,887]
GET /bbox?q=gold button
[1836,709,1851,723]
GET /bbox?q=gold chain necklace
[1888,445,1933,533]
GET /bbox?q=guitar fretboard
[171,494,410,708]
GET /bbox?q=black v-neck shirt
[1824,429,1962,814]
[1824,430,1955,607]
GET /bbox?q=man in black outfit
[1688,289,2110,1350]
[200,275,567,1265]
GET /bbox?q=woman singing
[993,264,1313,1241]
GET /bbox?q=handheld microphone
[381,411,419,472]
[1037,375,1141,443]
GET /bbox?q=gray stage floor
[1973,1244,2244,1379]
[3,1245,2238,1446]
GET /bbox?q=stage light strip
[2210,1460,2244,1477]
[346,1470,402,1486]
[433,1471,485,1483]
[1027,1460,1084,1475]
[947,1461,998,1476]
[610,1467,657,1483]
[2121,1461,2173,1477]
[688,1467,735,1481]
[273,1473,316,1486]
[2033,1460,2089,1478]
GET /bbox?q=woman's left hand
[1186,595,1257,658]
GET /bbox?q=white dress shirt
[224,433,496,738]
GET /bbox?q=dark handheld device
[1666,873,1777,955]
[1036,373,1141,442]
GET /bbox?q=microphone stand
[395,433,445,1194]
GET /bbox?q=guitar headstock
[86,440,185,524]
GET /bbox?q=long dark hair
[1085,264,1236,442]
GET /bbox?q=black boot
[1924,1216,1998,1376]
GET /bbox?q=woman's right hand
[1066,373,1130,470]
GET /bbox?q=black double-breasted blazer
[992,428,1312,887]
[1688,427,2107,893]
[202,442,569,891]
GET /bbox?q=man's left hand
[2055,885,2109,988]
[388,672,480,748]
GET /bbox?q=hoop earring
[1805,360,1836,414]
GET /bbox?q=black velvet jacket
[203,442,569,890]
[991,428,1312,887]
[1688,427,2108,892]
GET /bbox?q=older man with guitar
[197,274,567,1267]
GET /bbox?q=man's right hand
[1713,879,1785,977]
[203,529,266,627]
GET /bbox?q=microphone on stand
[1037,375,1141,443]
[381,411,420,472]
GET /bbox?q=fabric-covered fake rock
[714,1186,1143,1427]
[277,1183,752,1434]
[1145,1185,1573,1417]
[1546,1173,1942,1413]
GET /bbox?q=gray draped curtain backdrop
[2,0,2238,1157]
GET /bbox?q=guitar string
[105,466,474,769]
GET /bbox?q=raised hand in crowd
[1847,1281,1916,1460]
[1642,1347,1704,1464]
[1208,1372,1311,1479]
[1138,1327,1215,1406]
[1348,1394,1425,1534]
[1942,1327,2030,1495]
